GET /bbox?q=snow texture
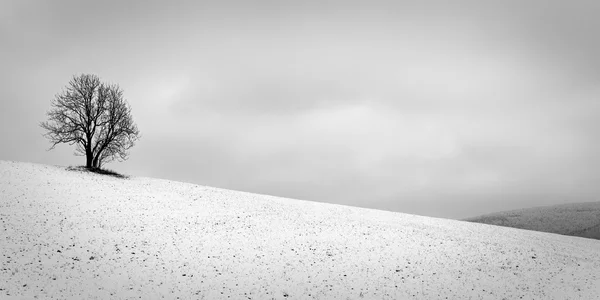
[1,161,599,299]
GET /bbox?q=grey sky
[1,0,599,219]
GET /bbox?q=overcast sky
[1,0,599,219]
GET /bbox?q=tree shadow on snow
[66,166,129,179]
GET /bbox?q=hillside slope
[464,201,600,240]
[1,161,599,299]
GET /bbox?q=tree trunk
[86,152,93,168]
[92,157,99,169]
[86,142,94,168]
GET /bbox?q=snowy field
[1,161,599,299]
[465,202,600,240]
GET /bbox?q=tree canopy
[41,74,140,168]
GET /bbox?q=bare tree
[41,74,140,169]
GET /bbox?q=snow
[1,160,599,299]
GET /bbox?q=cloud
[1,0,599,219]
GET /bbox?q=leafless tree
[40,74,140,169]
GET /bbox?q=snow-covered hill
[465,201,600,240]
[1,161,599,299]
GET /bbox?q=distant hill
[464,201,600,240]
[1,160,599,299]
